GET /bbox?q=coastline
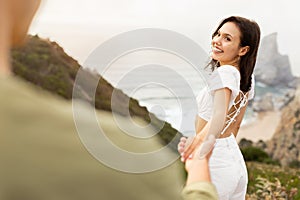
[236,110,281,143]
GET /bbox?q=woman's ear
[238,46,250,57]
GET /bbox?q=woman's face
[211,22,244,67]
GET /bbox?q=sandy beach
[236,110,282,143]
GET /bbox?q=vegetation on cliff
[246,162,300,199]
[11,35,181,150]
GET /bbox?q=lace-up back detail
[220,91,249,135]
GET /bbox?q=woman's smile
[212,46,224,54]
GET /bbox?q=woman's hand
[185,134,216,172]
[178,136,199,161]
[182,134,216,162]
[181,134,204,162]
[177,137,187,155]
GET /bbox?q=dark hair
[208,16,261,93]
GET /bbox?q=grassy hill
[11,35,181,150]
[246,162,300,199]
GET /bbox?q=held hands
[184,136,216,185]
[178,135,202,162]
[178,134,216,162]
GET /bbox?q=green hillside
[246,162,300,199]
[11,35,181,150]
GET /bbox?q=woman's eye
[225,37,231,41]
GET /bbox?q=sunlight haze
[30,0,300,75]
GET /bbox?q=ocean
[100,64,204,136]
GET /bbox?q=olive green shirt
[182,182,218,200]
[0,75,184,200]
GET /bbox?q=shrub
[246,177,296,199]
[289,160,300,168]
[241,146,269,162]
[239,138,253,149]
[246,162,300,199]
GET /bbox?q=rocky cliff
[266,86,300,167]
[250,33,298,113]
[249,33,300,167]
[255,33,296,88]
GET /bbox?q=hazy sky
[30,0,300,75]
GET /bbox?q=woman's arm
[182,88,231,161]
[195,116,207,134]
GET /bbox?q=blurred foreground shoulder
[181,182,218,200]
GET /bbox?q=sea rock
[265,86,300,167]
[273,89,296,110]
[255,33,296,88]
[252,93,274,112]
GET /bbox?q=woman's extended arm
[181,88,231,161]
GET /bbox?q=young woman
[178,16,261,199]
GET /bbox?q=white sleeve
[208,65,240,100]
